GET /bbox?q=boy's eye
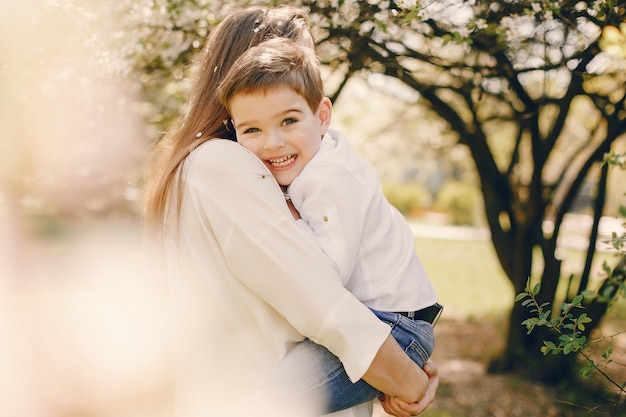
[282,117,297,126]
[243,127,260,134]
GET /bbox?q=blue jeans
[262,309,435,414]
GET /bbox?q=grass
[415,236,626,322]
[413,238,514,320]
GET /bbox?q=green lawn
[414,237,625,322]
[414,238,514,321]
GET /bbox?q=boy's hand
[378,361,439,417]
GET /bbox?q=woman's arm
[379,361,439,417]
[363,335,429,403]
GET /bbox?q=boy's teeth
[269,155,295,167]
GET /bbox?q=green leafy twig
[516,281,626,398]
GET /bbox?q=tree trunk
[489,233,580,382]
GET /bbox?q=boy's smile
[267,154,296,168]
[229,86,332,186]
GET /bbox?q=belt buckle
[431,303,443,327]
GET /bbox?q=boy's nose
[264,131,286,150]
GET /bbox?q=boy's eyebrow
[277,107,305,116]
[235,107,305,128]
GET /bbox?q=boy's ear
[318,97,332,133]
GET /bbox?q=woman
[143,7,438,417]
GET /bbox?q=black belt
[397,303,443,325]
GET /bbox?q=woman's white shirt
[162,139,390,416]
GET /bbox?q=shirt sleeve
[184,140,390,382]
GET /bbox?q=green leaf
[532,283,541,295]
[602,285,615,298]
[581,290,596,298]
[514,293,528,302]
[577,314,592,331]
[544,340,557,349]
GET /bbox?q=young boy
[217,37,441,413]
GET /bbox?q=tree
[117,0,626,383]
[304,0,626,383]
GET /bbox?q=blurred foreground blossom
[0,0,144,218]
[5,222,174,417]
[0,1,174,416]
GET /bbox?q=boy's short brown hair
[218,37,324,114]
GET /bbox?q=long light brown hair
[142,6,309,233]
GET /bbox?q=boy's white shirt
[289,129,438,312]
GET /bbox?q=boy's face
[230,86,332,187]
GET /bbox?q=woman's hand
[378,361,439,417]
